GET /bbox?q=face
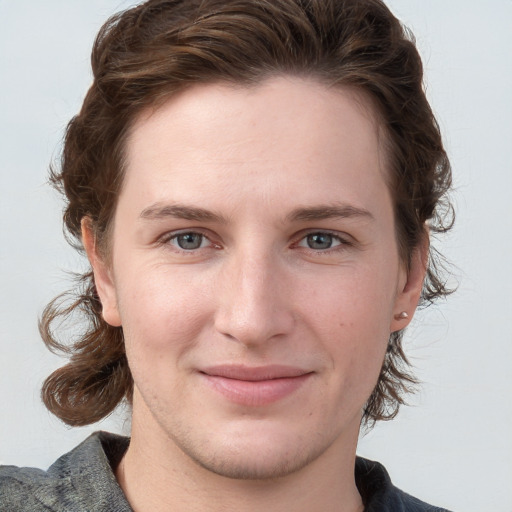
[87,76,424,480]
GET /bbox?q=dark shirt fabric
[0,431,451,511]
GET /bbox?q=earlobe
[81,218,122,327]
[390,235,429,333]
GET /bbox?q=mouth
[199,365,313,406]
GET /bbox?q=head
[41,0,452,432]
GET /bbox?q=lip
[199,365,313,406]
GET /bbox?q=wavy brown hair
[40,0,453,427]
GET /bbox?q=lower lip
[201,373,312,406]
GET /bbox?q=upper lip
[200,365,311,381]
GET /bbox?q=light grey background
[1,2,511,511]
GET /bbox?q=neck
[116,413,364,512]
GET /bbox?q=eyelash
[159,230,217,252]
[158,229,352,254]
[294,231,351,252]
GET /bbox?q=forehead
[121,76,390,219]
[129,76,385,155]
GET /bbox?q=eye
[169,232,210,250]
[298,232,343,250]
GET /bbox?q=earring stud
[395,311,409,320]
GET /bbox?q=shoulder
[0,458,82,512]
[0,432,131,512]
[355,457,453,512]
[0,464,55,512]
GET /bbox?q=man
[1,1,453,510]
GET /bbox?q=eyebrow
[286,204,374,223]
[139,203,227,223]
[139,202,374,224]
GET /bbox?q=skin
[84,76,426,512]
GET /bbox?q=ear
[81,218,122,327]
[390,234,429,333]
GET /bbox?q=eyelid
[293,229,354,250]
[158,228,221,251]
[155,227,355,254]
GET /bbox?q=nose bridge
[214,242,293,345]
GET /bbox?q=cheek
[304,269,394,383]
[305,264,396,332]
[115,266,214,367]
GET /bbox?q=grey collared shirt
[0,432,451,511]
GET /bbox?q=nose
[213,249,295,347]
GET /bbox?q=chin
[171,421,333,481]
[187,443,322,481]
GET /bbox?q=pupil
[307,233,332,250]
[177,233,202,250]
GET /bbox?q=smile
[199,365,313,406]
